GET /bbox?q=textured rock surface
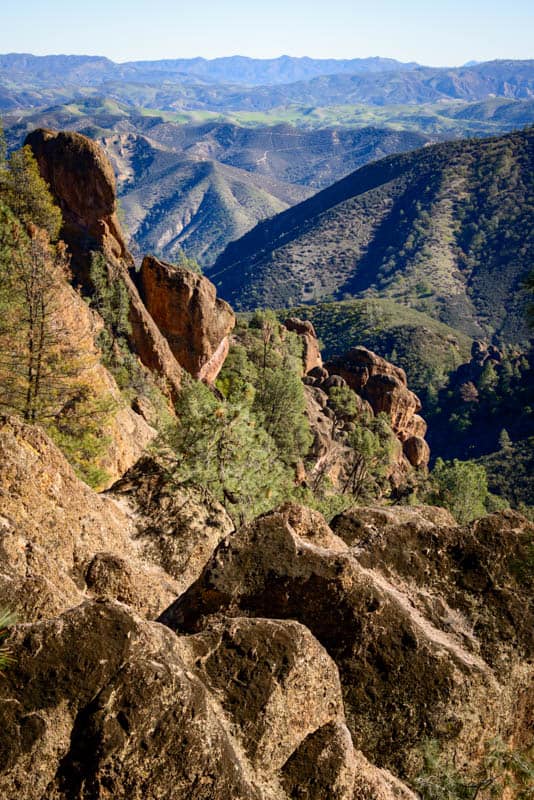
[109,456,234,596]
[0,416,177,620]
[0,598,417,800]
[327,347,422,440]
[285,317,323,374]
[0,602,264,800]
[26,128,184,397]
[160,503,533,780]
[0,417,230,621]
[25,128,130,279]
[324,346,429,469]
[136,255,235,382]
[179,617,344,771]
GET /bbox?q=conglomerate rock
[160,502,533,781]
[326,347,423,443]
[285,317,323,374]
[25,128,130,275]
[0,601,413,800]
[25,128,185,397]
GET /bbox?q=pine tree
[163,378,293,524]
[1,145,61,240]
[498,428,512,451]
[0,215,80,422]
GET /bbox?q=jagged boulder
[326,347,407,393]
[325,346,429,468]
[136,255,235,383]
[0,600,413,800]
[160,503,533,781]
[402,435,430,467]
[0,602,263,800]
[285,317,323,374]
[179,616,344,771]
[327,347,422,440]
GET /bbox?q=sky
[1,0,533,66]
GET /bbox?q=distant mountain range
[1,54,533,111]
[208,128,534,345]
[0,53,419,87]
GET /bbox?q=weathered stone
[26,128,184,398]
[280,722,356,800]
[180,617,344,771]
[0,602,264,800]
[324,374,348,389]
[0,417,230,621]
[25,128,130,281]
[136,255,235,382]
[326,346,429,467]
[285,318,323,374]
[327,347,407,392]
[403,435,430,467]
[160,503,533,780]
[109,456,234,596]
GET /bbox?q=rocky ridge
[25,128,235,393]
[0,128,531,799]
[0,417,531,797]
[285,321,430,489]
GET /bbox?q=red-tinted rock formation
[326,346,407,393]
[403,435,431,467]
[136,255,235,382]
[25,129,187,396]
[285,317,323,374]
[326,346,428,467]
[25,128,130,283]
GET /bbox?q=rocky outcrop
[1,416,531,796]
[302,348,429,485]
[321,347,429,470]
[161,503,533,781]
[136,255,235,382]
[0,417,230,621]
[285,317,323,374]
[26,128,185,397]
[0,602,264,800]
[109,456,234,596]
[25,128,131,280]
[0,599,414,800]
[326,347,422,439]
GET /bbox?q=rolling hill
[4,106,433,265]
[104,132,312,265]
[208,128,534,344]
[1,56,533,112]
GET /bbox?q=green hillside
[210,128,534,345]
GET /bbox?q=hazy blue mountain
[1,55,533,112]
[0,53,419,88]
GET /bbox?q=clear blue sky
[2,0,533,66]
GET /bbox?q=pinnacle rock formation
[136,255,235,382]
